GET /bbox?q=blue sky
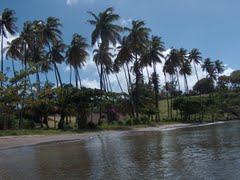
[1,0,239,91]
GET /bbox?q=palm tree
[93,44,114,91]
[215,60,225,77]
[88,7,122,92]
[5,38,23,77]
[47,41,65,87]
[66,33,89,88]
[189,48,202,81]
[163,56,176,120]
[42,17,63,87]
[87,7,122,47]
[125,20,151,120]
[202,58,216,80]
[178,48,192,93]
[142,35,165,121]
[0,8,17,86]
[179,59,192,93]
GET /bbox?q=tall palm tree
[47,41,65,87]
[125,20,151,120]
[202,58,216,80]
[88,7,122,92]
[93,44,114,91]
[178,48,192,93]
[66,33,89,88]
[87,7,122,47]
[42,17,63,87]
[163,56,176,120]
[0,8,17,86]
[142,35,165,121]
[115,36,133,90]
[5,38,23,77]
[179,59,192,93]
[189,48,202,81]
[215,60,224,77]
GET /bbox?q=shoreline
[0,120,234,150]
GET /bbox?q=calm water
[1,121,240,180]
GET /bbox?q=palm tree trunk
[75,69,78,88]
[123,65,129,90]
[164,74,170,118]
[1,27,4,87]
[194,63,199,81]
[146,66,150,84]
[153,64,160,122]
[126,63,135,118]
[107,74,112,92]
[11,59,16,77]
[77,69,82,88]
[116,74,123,93]
[70,65,72,85]
[54,69,59,87]
[176,70,181,92]
[184,74,189,93]
[36,67,41,93]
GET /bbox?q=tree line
[0,7,239,130]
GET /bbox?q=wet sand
[0,122,226,150]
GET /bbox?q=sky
[0,0,239,91]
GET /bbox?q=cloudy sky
[1,0,238,91]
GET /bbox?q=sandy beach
[0,122,225,150]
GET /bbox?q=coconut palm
[163,58,175,119]
[179,59,192,93]
[202,58,216,80]
[47,41,65,87]
[42,17,63,87]
[5,38,23,77]
[115,36,133,89]
[189,48,202,81]
[0,8,17,86]
[87,7,122,47]
[215,60,225,77]
[93,44,114,91]
[178,48,191,93]
[88,7,122,94]
[125,20,151,120]
[66,33,89,88]
[142,35,165,121]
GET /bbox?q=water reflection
[1,121,240,179]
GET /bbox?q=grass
[0,129,74,137]
[0,120,182,137]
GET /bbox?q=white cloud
[0,33,19,55]
[64,47,235,93]
[82,78,99,89]
[120,18,132,26]
[66,0,78,6]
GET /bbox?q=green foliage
[193,78,214,94]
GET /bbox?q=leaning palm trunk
[184,74,189,94]
[194,63,199,81]
[116,74,123,93]
[54,63,62,87]
[0,27,4,87]
[123,65,129,91]
[164,74,170,118]
[107,74,112,92]
[126,63,135,118]
[176,70,181,92]
[146,66,150,84]
[153,64,160,122]
[77,69,82,88]
[11,59,16,77]
[75,69,78,88]
[70,65,72,85]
